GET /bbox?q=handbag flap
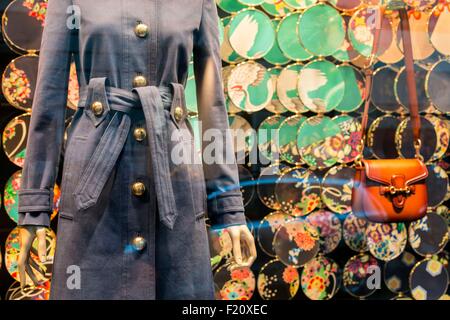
[363,159,428,186]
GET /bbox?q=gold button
[174,106,184,122]
[131,181,146,196]
[91,101,104,116]
[133,127,147,142]
[134,23,149,38]
[132,236,147,252]
[133,75,147,87]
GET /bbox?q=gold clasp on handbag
[382,185,414,195]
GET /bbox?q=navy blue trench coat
[17,0,246,300]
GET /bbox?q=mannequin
[17,0,256,299]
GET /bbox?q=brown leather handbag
[351,5,428,223]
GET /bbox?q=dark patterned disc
[343,253,380,298]
[425,58,450,114]
[395,64,431,113]
[257,164,289,210]
[305,210,342,254]
[301,255,342,300]
[321,165,355,215]
[257,211,292,257]
[2,113,31,167]
[257,259,300,300]
[409,212,449,257]
[371,65,403,113]
[425,164,449,208]
[367,115,402,159]
[410,258,449,300]
[238,165,255,208]
[384,251,417,294]
[214,264,256,300]
[343,213,369,253]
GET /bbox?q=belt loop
[85,77,111,127]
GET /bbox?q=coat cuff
[18,188,53,212]
[18,211,51,227]
[208,193,247,228]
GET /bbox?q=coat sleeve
[17,0,76,227]
[192,0,246,228]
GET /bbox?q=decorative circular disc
[429,3,450,56]
[409,213,449,257]
[394,64,431,113]
[332,15,362,63]
[257,259,300,300]
[432,250,450,278]
[301,255,341,300]
[5,227,56,283]
[228,61,274,113]
[277,63,308,113]
[238,0,265,5]
[405,0,437,11]
[2,113,31,167]
[378,18,404,64]
[305,210,342,254]
[220,16,246,64]
[367,115,401,159]
[335,64,365,113]
[384,251,417,295]
[321,165,356,214]
[258,114,285,162]
[257,164,289,210]
[6,281,50,300]
[229,8,276,59]
[298,4,345,57]
[273,219,320,267]
[238,165,255,207]
[1,0,47,53]
[214,264,256,300]
[328,0,362,12]
[332,115,362,164]
[278,115,305,165]
[343,213,369,252]
[277,13,313,62]
[410,258,449,300]
[228,115,255,163]
[216,0,247,14]
[284,0,318,10]
[371,65,403,113]
[264,19,291,66]
[343,253,380,298]
[366,222,407,262]
[426,115,449,162]
[425,164,449,208]
[222,65,243,114]
[261,0,292,18]
[298,60,345,113]
[266,67,288,114]
[257,211,292,257]
[274,167,321,217]
[2,54,39,111]
[297,115,344,169]
[425,58,450,114]
[208,226,231,270]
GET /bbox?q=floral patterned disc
[261,0,292,18]
[297,60,345,113]
[2,54,39,111]
[2,113,31,167]
[426,115,449,162]
[366,222,407,262]
[335,65,365,113]
[305,210,342,254]
[228,61,274,113]
[6,281,50,300]
[216,0,247,14]
[410,258,449,300]
[396,11,435,61]
[343,213,369,252]
[284,0,317,10]
[384,251,417,295]
[208,226,233,270]
[298,4,346,57]
[228,115,255,163]
[257,114,286,162]
[297,115,344,169]
[429,3,450,56]
[343,253,380,298]
[257,211,292,257]
[367,115,401,159]
[257,163,289,209]
[425,58,450,114]
[409,213,449,257]
[220,16,246,64]
[332,15,362,63]
[214,264,256,300]
[328,0,363,12]
[228,8,276,60]
[395,64,431,114]
[425,163,449,208]
[277,13,314,62]
[257,259,300,300]
[404,0,437,11]
[301,255,342,300]
[333,115,362,164]
[321,165,355,215]
[3,170,60,223]
[5,227,56,283]
[371,65,403,113]
[67,61,80,110]
[278,115,305,165]
[273,219,320,267]
[277,63,308,113]
[263,19,291,66]
[238,165,255,207]
[274,166,321,217]
[265,67,288,114]
[1,0,47,53]
[396,116,437,163]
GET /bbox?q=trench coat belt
[76,77,184,229]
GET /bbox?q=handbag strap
[357,6,423,163]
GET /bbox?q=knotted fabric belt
[76,77,185,229]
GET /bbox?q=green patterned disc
[238,0,265,5]
[258,115,286,162]
[261,0,292,17]
[284,0,318,10]
[264,19,291,66]
[222,66,242,114]
[332,115,362,164]
[277,13,313,61]
[216,0,247,14]
[277,63,308,113]
[298,59,345,113]
[220,17,246,64]
[297,115,344,169]
[265,67,288,114]
[298,4,345,57]
[229,8,276,59]
[278,115,305,165]
[332,15,362,63]
[228,61,274,113]
[335,64,364,113]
